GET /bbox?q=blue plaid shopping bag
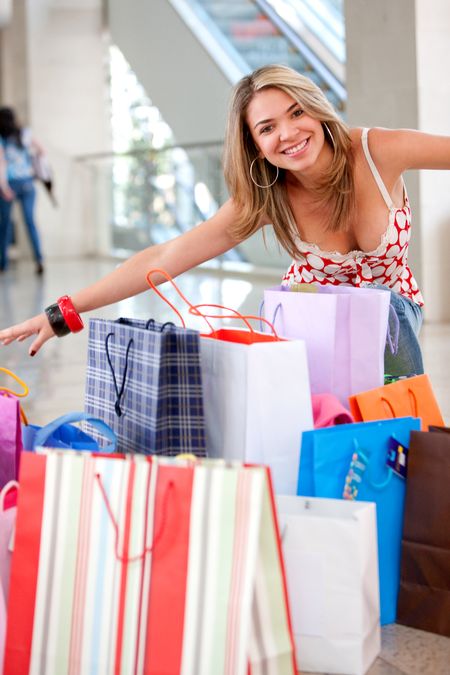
[85,317,207,456]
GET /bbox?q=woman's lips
[282,137,310,157]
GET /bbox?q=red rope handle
[95,473,174,563]
[145,268,215,333]
[146,268,280,338]
[189,304,280,338]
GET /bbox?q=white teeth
[284,139,308,155]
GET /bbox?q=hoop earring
[323,122,336,150]
[250,157,279,189]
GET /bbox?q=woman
[0,106,45,274]
[1,65,449,374]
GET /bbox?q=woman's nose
[279,122,296,142]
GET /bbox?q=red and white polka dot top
[282,127,424,306]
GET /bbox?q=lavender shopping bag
[263,285,391,404]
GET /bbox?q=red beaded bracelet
[57,295,84,333]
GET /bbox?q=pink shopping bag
[0,368,29,490]
[0,394,23,490]
[0,481,18,674]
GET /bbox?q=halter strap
[361,128,394,210]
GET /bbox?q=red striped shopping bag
[4,451,296,675]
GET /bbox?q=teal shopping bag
[297,417,421,625]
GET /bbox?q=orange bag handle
[146,268,214,333]
[0,367,29,398]
[189,303,280,338]
[146,268,280,338]
[407,387,419,417]
[381,386,418,419]
[380,396,396,418]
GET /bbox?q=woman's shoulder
[348,126,394,147]
[348,126,408,166]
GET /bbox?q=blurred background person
[0,106,45,274]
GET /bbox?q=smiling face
[245,87,330,177]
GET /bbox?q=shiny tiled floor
[1,258,449,675]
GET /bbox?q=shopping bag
[22,411,117,452]
[0,395,23,490]
[85,317,206,456]
[0,481,18,672]
[146,269,314,495]
[0,481,17,599]
[311,393,354,428]
[348,373,444,430]
[263,284,390,404]
[0,368,29,489]
[4,451,297,675]
[297,417,421,625]
[200,327,312,495]
[397,429,450,636]
[277,495,380,674]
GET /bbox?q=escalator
[187,0,345,111]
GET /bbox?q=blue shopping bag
[22,412,117,453]
[297,417,421,625]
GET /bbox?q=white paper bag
[200,332,313,495]
[276,495,381,675]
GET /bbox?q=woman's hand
[0,313,56,355]
[0,184,15,201]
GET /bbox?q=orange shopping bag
[348,374,444,430]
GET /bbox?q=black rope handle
[105,332,134,417]
[117,317,176,332]
[145,319,176,332]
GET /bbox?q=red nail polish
[30,350,36,357]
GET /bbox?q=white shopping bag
[263,285,391,404]
[200,330,313,495]
[277,495,381,675]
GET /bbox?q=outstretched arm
[0,198,244,354]
[365,127,450,176]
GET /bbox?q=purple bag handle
[386,305,400,355]
[259,300,282,333]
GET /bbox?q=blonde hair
[223,64,354,258]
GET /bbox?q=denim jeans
[369,284,424,377]
[0,177,43,270]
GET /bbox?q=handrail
[254,0,346,102]
[266,0,345,75]
[74,140,224,163]
[168,0,249,83]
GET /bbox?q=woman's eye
[260,125,273,135]
[293,109,304,118]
